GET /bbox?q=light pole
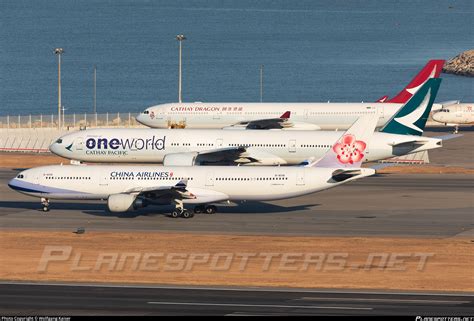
[176,34,186,103]
[61,105,67,129]
[54,48,64,130]
[93,65,97,114]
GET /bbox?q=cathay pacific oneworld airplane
[10,114,379,217]
[135,61,444,130]
[51,79,447,165]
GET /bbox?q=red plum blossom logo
[333,134,366,164]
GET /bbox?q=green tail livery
[381,78,441,136]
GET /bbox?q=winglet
[386,60,445,104]
[376,95,389,103]
[279,111,291,119]
[381,78,442,136]
[313,113,379,168]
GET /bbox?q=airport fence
[0,112,145,129]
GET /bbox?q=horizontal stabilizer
[331,169,362,182]
[388,140,430,147]
[432,134,463,141]
[379,151,430,164]
[439,100,460,107]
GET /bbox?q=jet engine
[163,152,198,166]
[107,194,147,212]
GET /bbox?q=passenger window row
[216,177,287,181]
[45,177,91,180]
[301,144,330,148]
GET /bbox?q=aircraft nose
[8,178,19,191]
[49,141,62,156]
[49,137,71,156]
[136,113,151,126]
[432,112,442,122]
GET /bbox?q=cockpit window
[56,138,63,144]
[143,110,149,114]
[17,174,24,179]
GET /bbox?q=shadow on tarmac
[0,200,319,217]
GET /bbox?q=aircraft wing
[224,111,293,130]
[125,179,196,200]
[163,147,285,166]
[200,147,287,165]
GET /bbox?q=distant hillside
[443,50,474,77]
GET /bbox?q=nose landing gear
[41,198,50,212]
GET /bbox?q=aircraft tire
[205,205,217,214]
[181,210,192,219]
[171,210,180,218]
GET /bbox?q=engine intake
[107,194,147,212]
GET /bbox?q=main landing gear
[41,198,50,212]
[169,202,218,219]
[170,199,194,219]
[193,205,217,215]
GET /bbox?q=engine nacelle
[163,152,198,166]
[107,194,146,213]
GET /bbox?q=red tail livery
[381,60,445,104]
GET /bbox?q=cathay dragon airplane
[50,79,446,165]
[432,103,474,133]
[376,59,445,103]
[135,61,444,130]
[10,114,379,217]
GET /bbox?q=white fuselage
[135,102,400,129]
[8,165,374,203]
[432,103,474,125]
[50,128,442,165]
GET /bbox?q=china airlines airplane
[432,103,474,133]
[9,114,379,217]
[50,79,446,165]
[135,61,444,130]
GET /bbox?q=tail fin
[381,78,441,136]
[385,60,444,104]
[313,113,379,168]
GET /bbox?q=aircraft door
[296,168,305,186]
[75,137,84,151]
[99,172,109,187]
[288,139,296,153]
[215,138,223,148]
[156,109,164,119]
[378,105,384,121]
[205,171,214,186]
